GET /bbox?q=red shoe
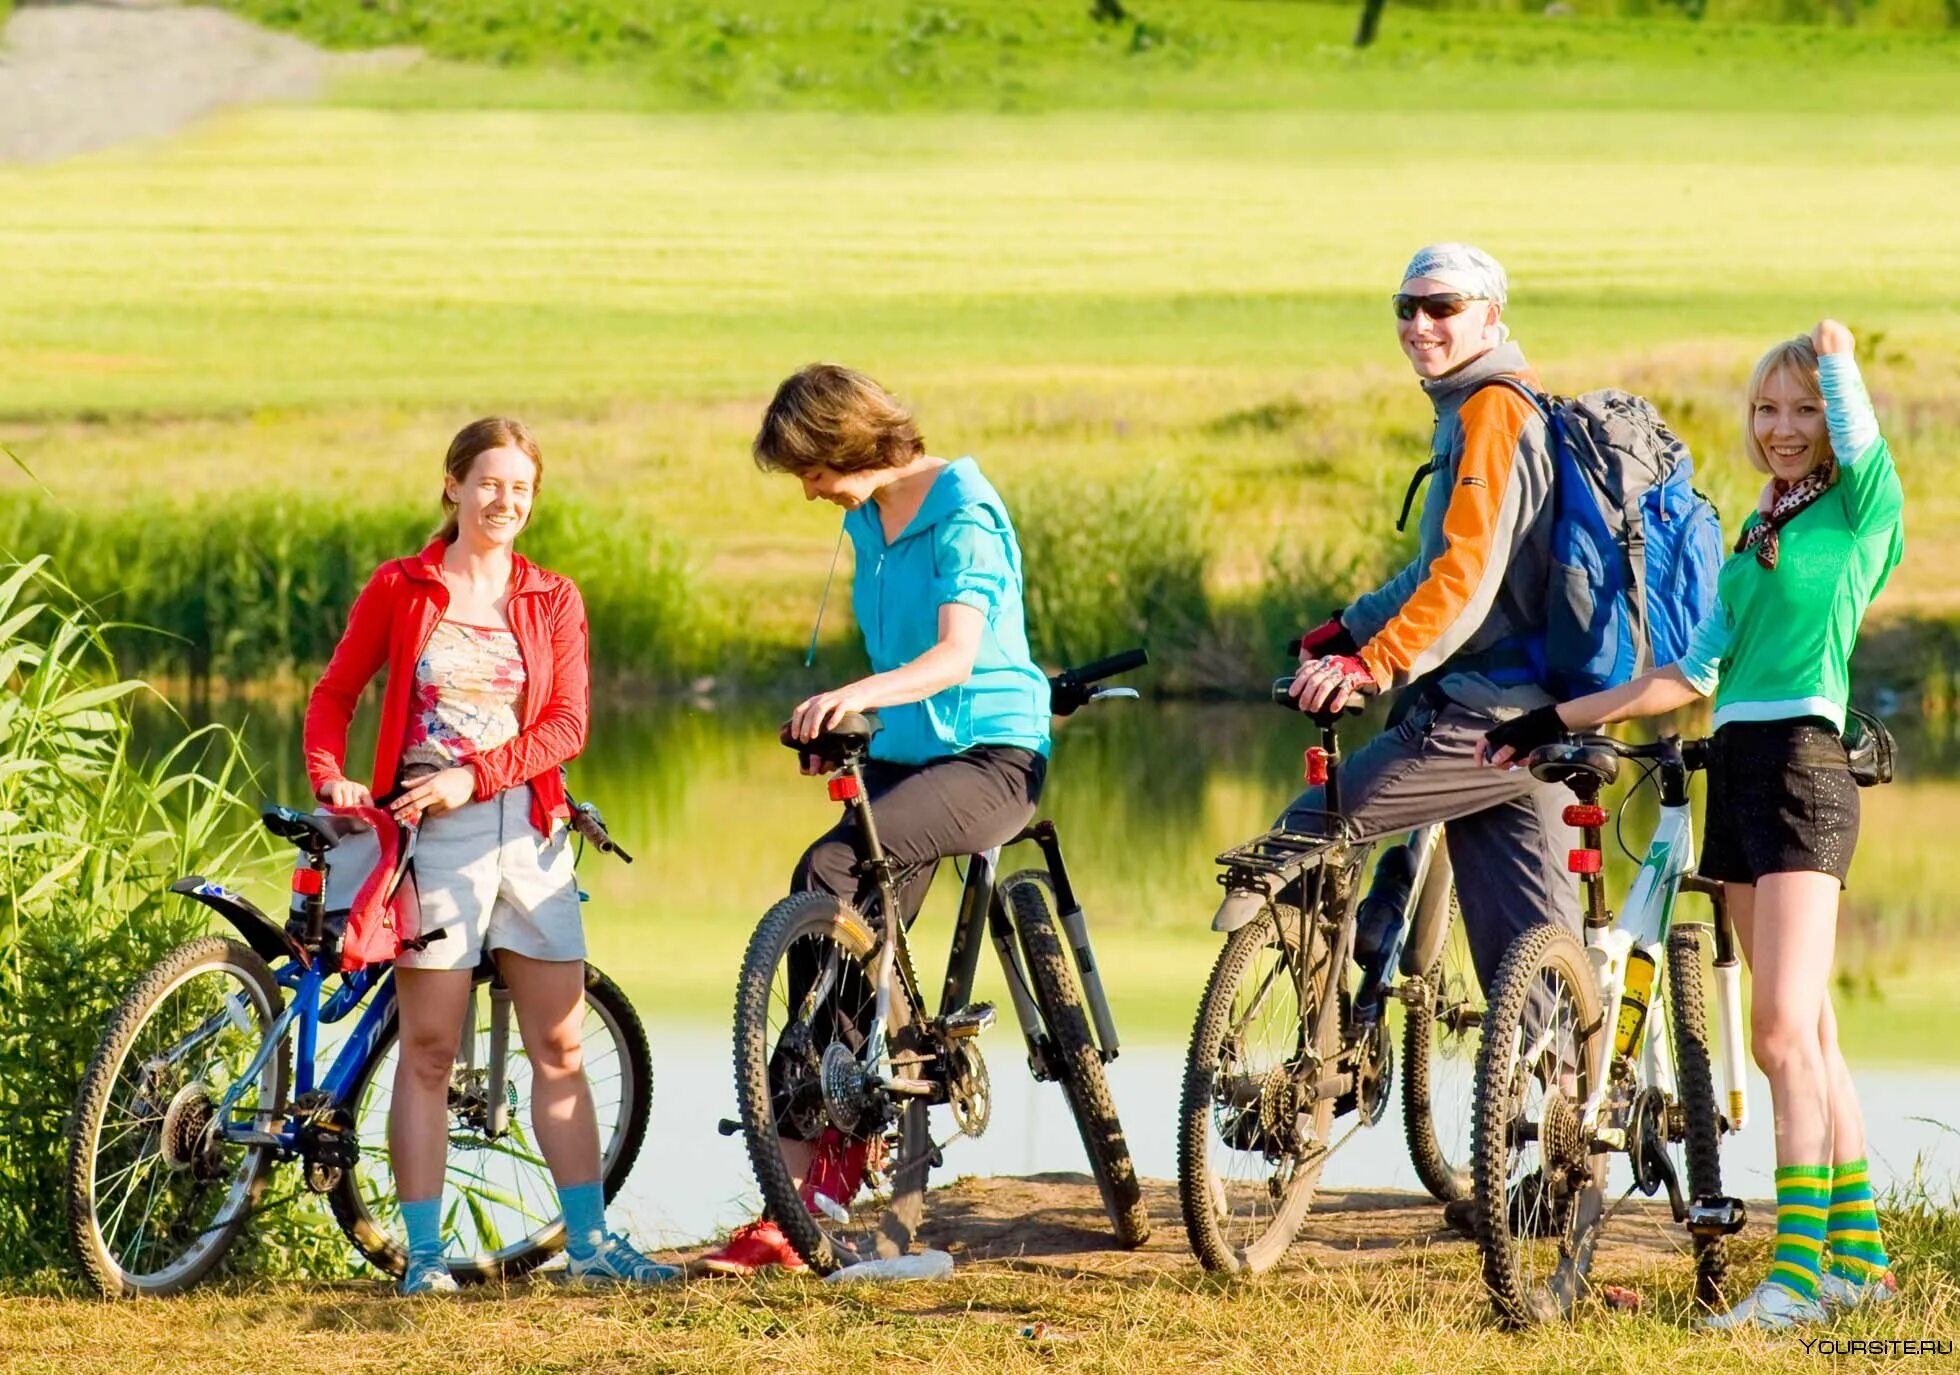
[800,1128,871,1220]
[695,1219,809,1277]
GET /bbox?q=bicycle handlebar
[1049,646,1148,717]
[1579,733,1712,768]
[1270,674,1366,723]
[569,799,634,864]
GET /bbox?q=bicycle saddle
[261,805,369,851]
[780,711,882,766]
[1527,741,1619,788]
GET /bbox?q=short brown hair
[437,417,542,542]
[753,364,925,476]
[1742,337,1824,476]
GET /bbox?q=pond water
[172,695,1960,1245]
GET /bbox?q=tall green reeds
[0,558,339,1278]
[0,499,746,687]
[1012,467,1211,670]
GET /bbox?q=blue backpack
[1481,379,1724,698]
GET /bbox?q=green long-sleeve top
[1676,352,1904,732]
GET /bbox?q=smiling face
[445,445,537,547]
[796,463,888,510]
[1395,274,1505,379]
[1750,362,1831,483]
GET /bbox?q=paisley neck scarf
[1736,461,1837,570]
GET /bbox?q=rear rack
[1215,814,1352,885]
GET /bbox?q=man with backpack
[1271,242,1719,1231]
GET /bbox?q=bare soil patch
[914,1173,1768,1281]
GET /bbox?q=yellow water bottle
[1614,948,1656,1056]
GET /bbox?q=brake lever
[1089,686,1140,703]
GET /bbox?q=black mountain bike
[728,651,1153,1273]
[1178,682,1478,1274]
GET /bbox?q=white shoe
[397,1257,460,1296]
[1697,1280,1828,1332]
[1817,1268,1899,1314]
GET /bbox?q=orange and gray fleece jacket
[1343,341,1558,713]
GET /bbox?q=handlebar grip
[1067,647,1148,685]
[1271,674,1366,720]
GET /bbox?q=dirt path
[914,1174,1767,1280]
[0,1,405,165]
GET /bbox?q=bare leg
[389,967,476,1202]
[1818,993,1866,1167]
[1740,872,1841,1168]
[497,950,601,1186]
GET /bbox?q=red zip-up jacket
[303,538,590,836]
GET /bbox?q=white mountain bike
[1470,732,1750,1326]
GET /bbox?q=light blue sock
[402,1196,444,1268]
[559,1179,606,1261]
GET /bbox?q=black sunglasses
[1392,292,1486,322]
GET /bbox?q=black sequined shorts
[1699,719,1859,886]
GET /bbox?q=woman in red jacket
[304,418,673,1294]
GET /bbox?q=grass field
[4,6,1960,676]
[3,1191,1956,1374]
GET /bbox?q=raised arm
[1814,320,1901,532]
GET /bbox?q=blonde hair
[1742,337,1827,476]
[436,417,542,542]
[753,364,924,476]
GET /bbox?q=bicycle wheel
[1001,870,1150,1249]
[328,961,652,1282]
[1178,903,1338,1274]
[1664,923,1729,1309]
[66,936,288,1298]
[1402,878,1479,1203]
[732,890,931,1274]
[1470,922,1607,1327]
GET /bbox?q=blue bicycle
[65,800,651,1297]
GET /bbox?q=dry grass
[3,1212,1954,1375]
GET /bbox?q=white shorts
[396,787,586,972]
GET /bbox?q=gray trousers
[1278,694,1582,1001]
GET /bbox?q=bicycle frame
[1522,740,1750,1141]
[822,750,1124,1095]
[211,961,399,1148]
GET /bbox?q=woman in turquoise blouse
[700,363,1050,1275]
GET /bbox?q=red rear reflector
[1563,805,1608,827]
[291,868,324,896]
[1304,747,1328,787]
[1568,849,1603,875]
[828,776,861,803]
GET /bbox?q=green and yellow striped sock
[1766,1164,1831,1299]
[1826,1157,1890,1283]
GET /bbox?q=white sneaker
[1697,1280,1829,1332]
[1817,1268,1899,1314]
[397,1257,460,1296]
[565,1232,683,1287]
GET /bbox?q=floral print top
[400,620,527,771]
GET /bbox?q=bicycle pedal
[716,1117,743,1137]
[939,1002,997,1040]
[1685,1194,1748,1237]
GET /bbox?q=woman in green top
[1479,320,1904,1332]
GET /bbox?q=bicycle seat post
[1321,721,1344,817]
[1561,779,1611,931]
[292,845,331,955]
[832,750,899,920]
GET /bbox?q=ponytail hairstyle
[436,417,542,542]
